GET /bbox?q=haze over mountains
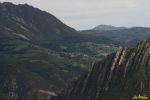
[93,24,126,31]
[0,2,150,100]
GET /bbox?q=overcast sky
[0,0,150,30]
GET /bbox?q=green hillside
[0,3,118,100]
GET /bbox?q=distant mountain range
[82,25,150,47]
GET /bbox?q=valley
[0,2,150,100]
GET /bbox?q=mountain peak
[0,2,79,43]
[93,24,126,31]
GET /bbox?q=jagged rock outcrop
[55,40,150,100]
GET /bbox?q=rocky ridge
[55,40,150,100]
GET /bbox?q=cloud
[0,0,150,30]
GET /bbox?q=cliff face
[56,40,150,100]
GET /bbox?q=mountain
[0,2,119,50]
[83,26,150,47]
[2,2,150,100]
[0,2,118,100]
[0,2,78,46]
[55,40,150,100]
[93,24,126,31]
[0,2,119,54]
